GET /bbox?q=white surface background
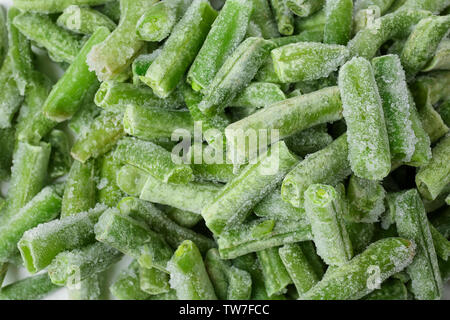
[0,0,449,300]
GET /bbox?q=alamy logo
[170,121,281,175]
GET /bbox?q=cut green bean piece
[114,137,193,184]
[87,0,158,81]
[187,0,252,92]
[339,57,390,180]
[257,247,293,297]
[372,54,417,162]
[140,174,221,215]
[71,111,124,163]
[230,82,286,108]
[247,0,279,39]
[0,56,24,129]
[346,175,386,223]
[438,99,450,127]
[57,5,116,34]
[203,141,298,235]
[272,42,349,83]
[199,37,275,116]
[282,133,351,208]
[284,124,333,157]
[400,15,450,77]
[18,205,107,273]
[62,160,96,217]
[48,242,121,286]
[305,184,353,266]
[123,106,193,144]
[347,9,432,59]
[95,81,185,113]
[0,273,58,300]
[270,0,294,35]
[118,197,215,253]
[287,0,324,17]
[323,0,352,45]
[95,208,173,271]
[363,278,408,300]
[278,243,320,295]
[392,189,442,300]
[300,237,415,300]
[116,164,149,197]
[217,217,312,259]
[226,86,342,165]
[422,39,450,72]
[96,151,123,207]
[416,135,450,201]
[0,186,61,263]
[13,12,82,64]
[110,260,151,300]
[140,0,217,98]
[139,265,170,295]
[13,0,116,13]
[7,7,32,96]
[167,240,217,300]
[136,0,193,42]
[1,141,51,223]
[42,27,109,122]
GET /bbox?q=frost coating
[339,57,391,181]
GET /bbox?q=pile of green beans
[0,0,449,301]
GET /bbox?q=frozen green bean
[339,57,391,180]
[400,15,450,77]
[136,0,193,42]
[118,197,215,253]
[87,0,159,81]
[323,0,353,45]
[392,189,442,300]
[94,208,173,271]
[62,160,96,217]
[47,129,72,179]
[299,237,415,300]
[71,110,124,163]
[110,260,151,300]
[257,247,292,296]
[202,141,298,235]
[226,86,343,165]
[96,151,123,207]
[198,37,275,116]
[270,0,295,35]
[247,0,279,39]
[139,265,170,295]
[13,12,82,64]
[18,205,108,273]
[13,0,117,13]
[0,186,61,263]
[140,0,217,98]
[57,5,116,34]
[282,133,351,208]
[187,0,252,92]
[167,240,217,300]
[0,273,58,300]
[304,184,353,265]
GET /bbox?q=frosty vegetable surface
[0,0,449,301]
